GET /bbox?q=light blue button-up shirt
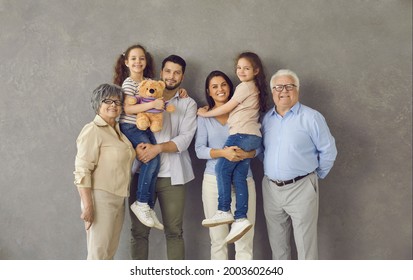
[262,102,337,181]
[195,116,253,177]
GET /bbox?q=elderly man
[261,69,337,260]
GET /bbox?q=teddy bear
[125,80,175,132]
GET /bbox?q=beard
[163,79,182,91]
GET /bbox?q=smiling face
[271,75,299,115]
[125,47,147,77]
[236,57,258,82]
[98,96,122,125]
[160,61,184,91]
[208,76,231,106]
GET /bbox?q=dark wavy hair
[113,44,155,86]
[204,70,234,109]
[236,52,268,112]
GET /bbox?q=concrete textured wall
[0,0,411,260]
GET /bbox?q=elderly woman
[74,83,135,260]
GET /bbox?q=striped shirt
[119,77,149,124]
[131,96,170,114]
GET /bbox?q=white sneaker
[225,218,252,244]
[150,209,164,231]
[202,210,234,227]
[130,202,154,227]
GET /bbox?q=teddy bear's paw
[136,119,150,130]
[166,104,175,113]
[150,122,162,133]
[137,124,149,130]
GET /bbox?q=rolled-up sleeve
[171,98,197,152]
[74,124,100,188]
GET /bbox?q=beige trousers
[202,174,256,260]
[84,189,125,260]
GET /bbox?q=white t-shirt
[154,111,172,177]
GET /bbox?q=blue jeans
[120,123,160,208]
[215,133,261,220]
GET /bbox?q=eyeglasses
[102,99,122,106]
[272,84,297,92]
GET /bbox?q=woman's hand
[78,187,94,230]
[218,146,256,162]
[80,205,94,230]
[222,146,242,161]
[235,148,256,160]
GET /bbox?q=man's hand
[136,143,162,163]
[178,88,189,98]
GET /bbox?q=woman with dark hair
[198,52,267,244]
[74,83,135,259]
[195,71,257,259]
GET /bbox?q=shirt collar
[290,102,301,114]
[93,114,109,127]
[171,90,180,100]
[93,115,122,134]
[271,102,301,117]
[165,90,180,103]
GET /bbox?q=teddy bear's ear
[140,80,148,88]
[158,80,166,90]
[139,80,148,93]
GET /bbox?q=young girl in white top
[197,52,268,243]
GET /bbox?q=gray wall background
[0,0,411,260]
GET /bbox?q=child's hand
[179,88,188,98]
[197,106,209,116]
[152,98,165,110]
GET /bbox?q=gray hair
[270,69,300,90]
[90,83,124,114]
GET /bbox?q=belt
[270,173,310,187]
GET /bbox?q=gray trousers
[262,173,319,260]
